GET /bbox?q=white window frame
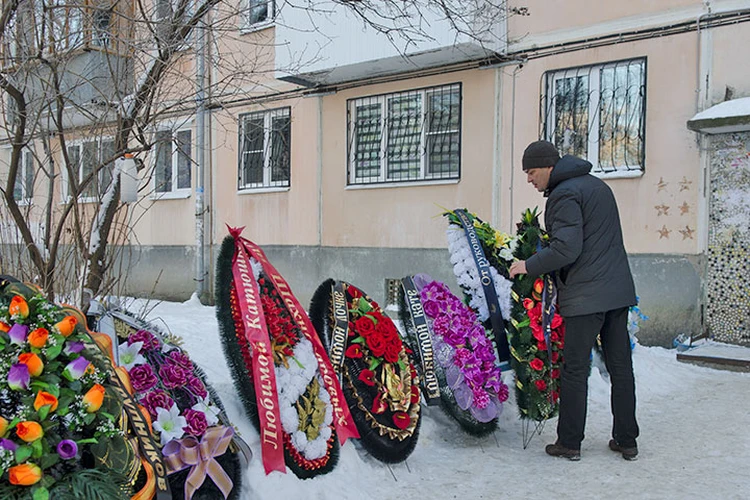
[543,58,646,177]
[241,0,275,32]
[151,125,193,200]
[238,107,291,191]
[13,148,35,205]
[347,83,462,185]
[63,138,116,203]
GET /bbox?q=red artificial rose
[550,331,560,342]
[532,326,545,342]
[523,298,535,310]
[345,344,363,359]
[551,390,560,403]
[527,302,542,324]
[355,316,376,337]
[537,340,547,351]
[372,392,388,414]
[366,331,387,358]
[392,412,411,430]
[348,322,357,336]
[551,312,563,329]
[534,379,547,391]
[358,369,376,386]
[550,368,561,379]
[551,351,560,364]
[410,385,420,404]
[383,342,401,363]
[529,358,544,371]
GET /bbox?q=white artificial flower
[153,404,187,445]
[191,397,221,427]
[118,341,146,370]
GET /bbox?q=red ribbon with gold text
[228,227,286,475]
[239,236,360,444]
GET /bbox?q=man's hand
[509,260,527,279]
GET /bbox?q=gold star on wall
[656,177,668,192]
[679,176,692,191]
[657,225,671,239]
[678,226,695,240]
[679,202,690,215]
[655,204,670,216]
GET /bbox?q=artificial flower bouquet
[506,208,565,422]
[0,281,137,500]
[108,312,243,500]
[216,230,357,479]
[399,275,509,437]
[309,280,420,464]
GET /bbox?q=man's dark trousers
[557,306,639,450]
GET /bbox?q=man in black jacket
[509,140,640,461]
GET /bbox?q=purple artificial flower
[140,390,175,418]
[422,300,441,319]
[8,363,30,391]
[64,341,85,355]
[182,408,208,437]
[159,364,189,389]
[8,324,29,345]
[168,350,193,371]
[57,439,78,459]
[62,356,90,381]
[472,388,490,409]
[186,376,208,399]
[0,438,17,451]
[129,364,158,392]
[128,330,160,351]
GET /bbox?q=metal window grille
[541,58,646,174]
[238,107,291,190]
[384,278,402,311]
[347,83,462,185]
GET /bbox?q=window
[244,0,274,27]
[542,58,646,174]
[66,139,115,200]
[13,149,35,203]
[238,107,290,190]
[154,129,192,193]
[347,83,461,185]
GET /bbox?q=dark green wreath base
[309,279,420,464]
[215,236,339,479]
[397,287,498,438]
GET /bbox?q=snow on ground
[126,297,750,500]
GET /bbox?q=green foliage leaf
[357,297,372,313]
[368,357,382,371]
[32,485,49,500]
[45,343,64,361]
[31,439,43,458]
[37,405,51,421]
[39,452,59,470]
[350,336,365,345]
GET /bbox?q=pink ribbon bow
[163,426,235,500]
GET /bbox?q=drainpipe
[195,14,206,301]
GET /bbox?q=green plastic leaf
[15,445,33,464]
[31,439,43,458]
[357,297,372,313]
[45,343,63,360]
[38,405,50,421]
[32,486,49,500]
[39,453,59,470]
[368,357,382,371]
[351,336,366,345]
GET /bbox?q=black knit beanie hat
[522,140,560,170]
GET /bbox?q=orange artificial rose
[83,384,105,413]
[18,353,44,377]
[16,421,43,442]
[54,315,78,337]
[0,321,10,332]
[9,296,29,319]
[27,328,49,348]
[8,463,42,486]
[0,416,8,436]
[33,391,59,412]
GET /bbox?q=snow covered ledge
[687,97,750,134]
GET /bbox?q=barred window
[13,149,35,203]
[542,58,646,174]
[347,83,461,185]
[66,138,115,200]
[238,107,291,190]
[155,129,192,194]
[244,0,274,27]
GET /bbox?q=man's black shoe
[609,439,638,461]
[545,442,581,461]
